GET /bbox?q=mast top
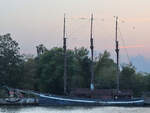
[63,14,66,38]
[115,16,118,42]
[90,14,93,39]
[91,13,93,21]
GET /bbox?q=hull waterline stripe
[40,95,144,104]
[40,95,96,103]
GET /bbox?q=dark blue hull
[39,94,144,106]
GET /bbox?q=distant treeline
[0,34,150,96]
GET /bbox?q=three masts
[62,14,120,94]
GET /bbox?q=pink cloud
[120,45,145,49]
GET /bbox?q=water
[0,106,150,113]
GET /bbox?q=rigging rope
[118,25,131,65]
[67,17,92,49]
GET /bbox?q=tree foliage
[1,35,150,97]
[0,34,22,87]
[35,47,91,94]
[95,51,117,89]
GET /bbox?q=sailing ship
[39,15,144,106]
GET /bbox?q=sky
[0,0,150,72]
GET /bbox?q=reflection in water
[0,106,150,113]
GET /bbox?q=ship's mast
[90,14,94,91]
[63,14,67,95]
[115,16,120,93]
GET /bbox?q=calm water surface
[0,106,150,113]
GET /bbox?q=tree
[70,47,91,88]
[36,44,47,56]
[120,64,136,90]
[133,72,146,96]
[0,34,23,87]
[35,47,91,94]
[95,51,117,89]
[145,74,150,91]
[21,57,37,90]
[120,64,146,96]
[36,47,66,94]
